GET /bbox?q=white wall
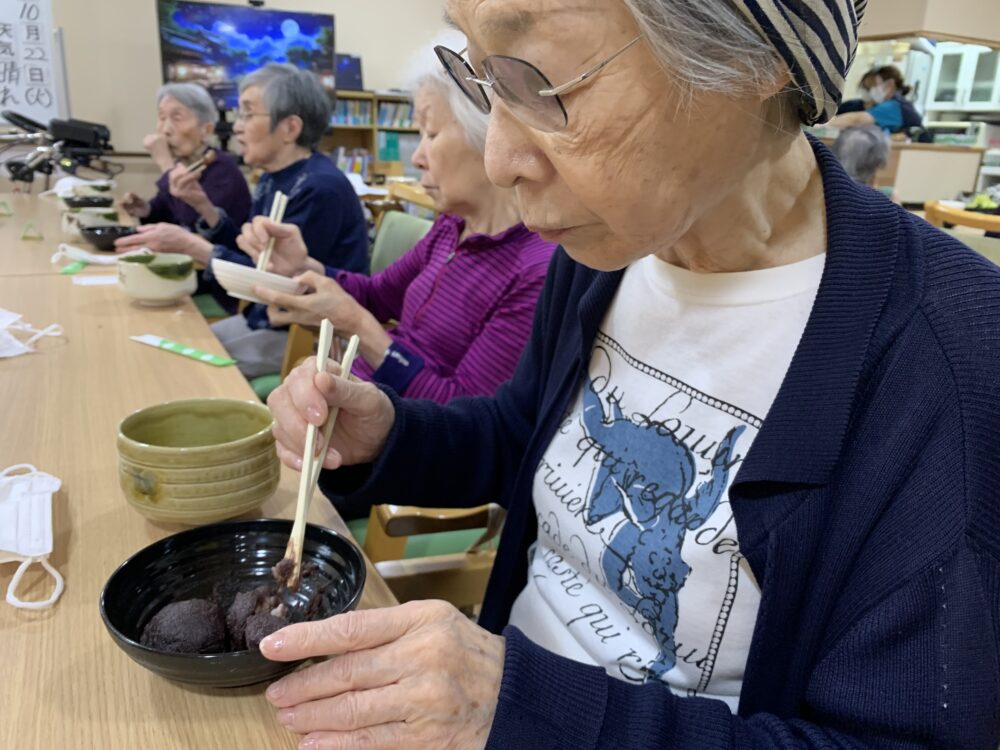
[859,0,1000,46]
[52,0,451,152]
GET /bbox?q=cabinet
[927,43,1000,112]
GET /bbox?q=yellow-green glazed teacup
[117,398,280,524]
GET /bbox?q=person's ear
[280,115,304,145]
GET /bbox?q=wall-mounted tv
[157,0,335,111]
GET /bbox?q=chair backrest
[370,210,433,275]
[942,229,1000,267]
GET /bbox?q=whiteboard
[0,0,68,127]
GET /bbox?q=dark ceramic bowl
[100,519,366,688]
[80,224,137,251]
[63,195,114,209]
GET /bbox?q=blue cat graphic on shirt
[581,380,744,679]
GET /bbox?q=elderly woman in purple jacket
[240,67,555,410]
[259,1,1000,748]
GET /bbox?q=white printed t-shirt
[508,251,825,710]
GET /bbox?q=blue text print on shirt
[580,379,745,679]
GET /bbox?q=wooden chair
[924,201,1000,234]
[387,181,437,212]
[363,503,504,613]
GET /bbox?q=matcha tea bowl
[118,252,197,306]
[117,399,280,525]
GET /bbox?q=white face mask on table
[0,464,65,610]
[0,308,63,358]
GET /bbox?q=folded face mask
[0,308,63,358]
[0,464,65,609]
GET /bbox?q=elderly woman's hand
[114,223,214,264]
[254,271,361,329]
[261,600,503,750]
[167,164,219,227]
[267,355,395,471]
[142,133,174,173]
[237,217,324,277]
[120,192,150,220]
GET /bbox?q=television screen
[157,1,335,110]
[336,54,364,91]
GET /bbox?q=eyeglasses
[434,36,642,132]
[234,110,269,123]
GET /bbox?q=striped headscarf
[732,0,868,125]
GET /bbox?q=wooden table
[0,200,396,749]
[0,193,115,277]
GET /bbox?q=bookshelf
[322,90,419,181]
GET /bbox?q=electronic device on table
[1,111,118,184]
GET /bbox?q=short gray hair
[412,67,489,154]
[240,64,331,150]
[624,0,789,111]
[157,83,218,125]
[831,125,890,185]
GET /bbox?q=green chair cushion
[371,212,433,275]
[249,373,281,402]
[347,517,487,559]
[193,293,230,320]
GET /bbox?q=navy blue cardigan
[324,140,1000,748]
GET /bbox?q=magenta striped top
[330,213,556,403]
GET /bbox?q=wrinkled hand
[262,600,504,750]
[267,355,394,471]
[121,192,150,219]
[168,163,211,210]
[255,271,361,330]
[114,222,213,263]
[143,133,174,172]
[236,217,322,277]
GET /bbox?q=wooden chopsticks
[282,321,361,591]
[186,149,217,175]
[256,190,288,272]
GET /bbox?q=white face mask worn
[0,307,63,358]
[869,83,887,104]
[0,464,65,610]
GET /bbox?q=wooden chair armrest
[375,503,496,537]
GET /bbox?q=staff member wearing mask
[829,65,923,133]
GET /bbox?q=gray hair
[624,1,786,99]
[240,64,331,150]
[156,83,218,125]
[831,125,890,185]
[412,67,489,155]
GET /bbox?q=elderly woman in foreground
[263,0,1000,747]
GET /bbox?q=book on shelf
[377,131,421,177]
[331,98,373,127]
[377,101,414,129]
[332,146,373,181]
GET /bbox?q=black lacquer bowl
[80,224,136,251]
[64,195,114,209]
[100,519,366,688]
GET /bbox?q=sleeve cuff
[196,207,230,240]
[370,340,425,395]
[485,626,609,750]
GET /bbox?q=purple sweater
[143,149,252,232]
[331,213,555,403]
